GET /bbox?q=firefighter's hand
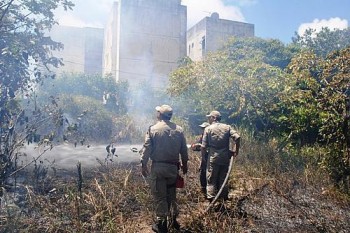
[229,150,237,158]
[141,164,149,177]
[182,163,188,175]
[191,143,201,151]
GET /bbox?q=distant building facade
[103,0,187,89]
[48,5,254,85]
[187,13,254,61]
[49,25,104,75]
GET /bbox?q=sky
[55,0,350,44]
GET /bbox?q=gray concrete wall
[103,1,119,79]
[49,25,104,75]
[105,0,187,89]
[84,27,104,74]
[187,13,254,61]
[187,19,207,62]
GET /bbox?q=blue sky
[55,0,350,44]
[237,0,350,43]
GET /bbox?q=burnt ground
[2,148,350,233]
[175,169,350,233]
[231,180,350,233]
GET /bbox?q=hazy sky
[55,0,349,44]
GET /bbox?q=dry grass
[1,134,350,232]
[1,163,155,232]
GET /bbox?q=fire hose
[204,155,235,213]
[131,146,236,212]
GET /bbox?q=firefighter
[201,110,240,201]
[140,104,188,233]
[191,122,210,194]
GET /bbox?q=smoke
[111,1,181,129]
[54,0,215,135]
[21,143,143,172]
[55,0,245,30]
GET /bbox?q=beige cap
[206,110,221,118]
[155,104,173,117]
[199,122,210,128]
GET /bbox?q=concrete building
[49,25,104,75]
[103,0,187,89]
[187,13,254,61]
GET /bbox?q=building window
[201,36,205,56]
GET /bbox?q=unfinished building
[187,12,254,61]
[103,0,187,89]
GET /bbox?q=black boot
[152,219,168,233]
[171,217,180,230]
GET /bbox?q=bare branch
[0,0,15,27]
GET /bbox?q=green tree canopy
[0,0,74,109]
[286,47,350,187]
[38,73,129,115]
[292,27,350,58]
[169,37,294,137]
[0,0,74,133]
[35,73,130,142]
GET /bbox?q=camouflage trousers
[149,163,179,219]
[206,162,229,199]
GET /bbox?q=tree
[168,37,295,137]
[0,0,74,192]
[282,51,324,144]
[1,0,74,110]
[169,35,350,191]
[292,27,350,58]
[223,37,296,70]
[38,73,129,115]
[36,73,130,143]
[286,47,350,190]
[317,47,350,188]
[59,95,115,143]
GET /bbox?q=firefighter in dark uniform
[201,110,240,201]
[141,105,188,233]
[191,122,210,194]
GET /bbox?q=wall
[187,13,254,61]
[104,0,187,89]
[49,25,104,75]
[103,1,119,79]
